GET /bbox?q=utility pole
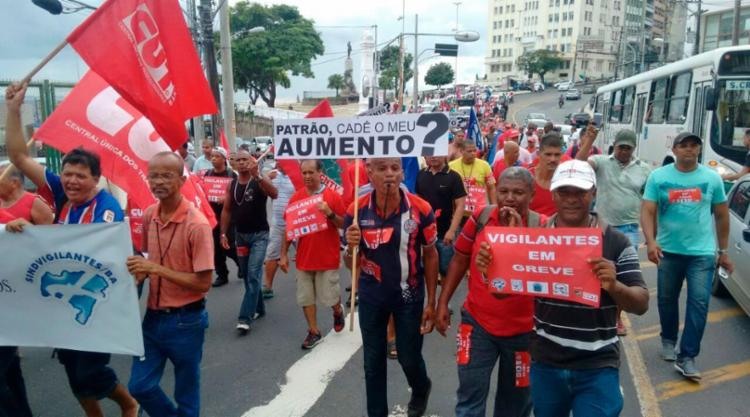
[453,1,461,93]
[397,0,405,111]
[693,0,702,55]
[219,0,236,151]
[732,0,741,46]
[200,0,220,142]
[186,0,205,144]
[412,14,419,108]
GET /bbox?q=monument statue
[341,41,358,99]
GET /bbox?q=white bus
[594,46,750,174]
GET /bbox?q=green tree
[516,49,564,84]
[230,1,324,107]
[378,45,413,99]
[424,62,454,89]
[327,74,345,96]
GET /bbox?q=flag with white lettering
[67,0,217,150]
[33,71,216,229]
[468,108,483,151]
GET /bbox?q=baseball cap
[614,129,637,148]
[551,160,597,191]
[672,132,702,147]
[212,147,228,159]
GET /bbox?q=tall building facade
[699,5,750,52]
[484,0,622,87]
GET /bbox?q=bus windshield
[713,79,750,165]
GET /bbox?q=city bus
[593,46,750,175]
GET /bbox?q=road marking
[241,313,363,417]
[621,314,663,417]
[388,404,441,417]
[508,93,550,124]
[656,359,750,401]
[633,307,745,342]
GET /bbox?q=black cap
[672,132,702,147]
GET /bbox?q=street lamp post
[453,1,462,93]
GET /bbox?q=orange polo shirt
[143,197,214,309]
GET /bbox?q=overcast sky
[0,0,736,105]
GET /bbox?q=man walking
[416,156,466,280]
[279,160,346,349]
[576,127,652,335]
[449,141,497,215]
[203,147,239,288]
[126,152,214,417]
[5,82,138,417]
[641,132,733,380]
[477,160,649,417]
[436,167,541,417]
[263,164,296,298]
[220,150,278,335]
[344,158,439,417]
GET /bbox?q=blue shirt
[46,170,124,224]
[343,189,437,308]
[643,164,726,256]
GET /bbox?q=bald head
[148,152,184,175]
[503,141,520,164]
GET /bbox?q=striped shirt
[531,215,645,369]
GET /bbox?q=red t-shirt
[491,159,526,181]
[528,167,557,217]
[289,187,346,271]
[453,208,536,337]
[3,192,37,222]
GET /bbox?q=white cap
[550,160,596,191]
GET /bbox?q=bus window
[666,72,692,124]
[648,78,669,124]
[622,86,635,124]
[610,90,623,122]
[711,79,750,165]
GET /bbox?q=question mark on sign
[416,113,450,156]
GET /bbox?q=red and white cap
[551,160,596,191]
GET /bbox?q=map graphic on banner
[0,223,144,355]
[482,227,603,307]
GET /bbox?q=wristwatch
[717,248,728,255]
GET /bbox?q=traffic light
[435,43,458,57]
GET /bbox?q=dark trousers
[212,225,239,280]
[0,347,32,417]
[358,300,430,417]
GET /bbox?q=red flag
[33,71,216,229]
[67,0,217,150]
[219,129,230,153]
[274,100,336,190]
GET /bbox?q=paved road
[22,92,750,416]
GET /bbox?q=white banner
[0,223,144,356]
[273,113,450,159]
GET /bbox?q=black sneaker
[212,277,229,287]
[301,331,322,350]
[407,378,432,417]
[236,321,250,336]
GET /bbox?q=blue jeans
[0,347,32,417]
[129,308,208,417]
[236,231,269,322]
[530,362,623,417]
[436,239,454,277]
[657,252,715,359]
[358,300,431,417]
[455,310,532,417]
[613,223,639,249]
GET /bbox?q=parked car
[557,81,573,91]
[568,112,591,127]
[582,85,596,94]
[565,89,581,100]
[533,82,545,92]
[714,177,750,317]
[525,112,549,127]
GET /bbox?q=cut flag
[467,108,483,152]
[67,0,217,150]
[33,71,217,235]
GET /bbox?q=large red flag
[67,0,217,150]
[33,72,217,234]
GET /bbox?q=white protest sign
[0,222,144,355]
[274,112,450,159]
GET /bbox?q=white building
[484,0,623,86]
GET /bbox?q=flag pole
[349,158,360,331]
[22,39,69,85]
